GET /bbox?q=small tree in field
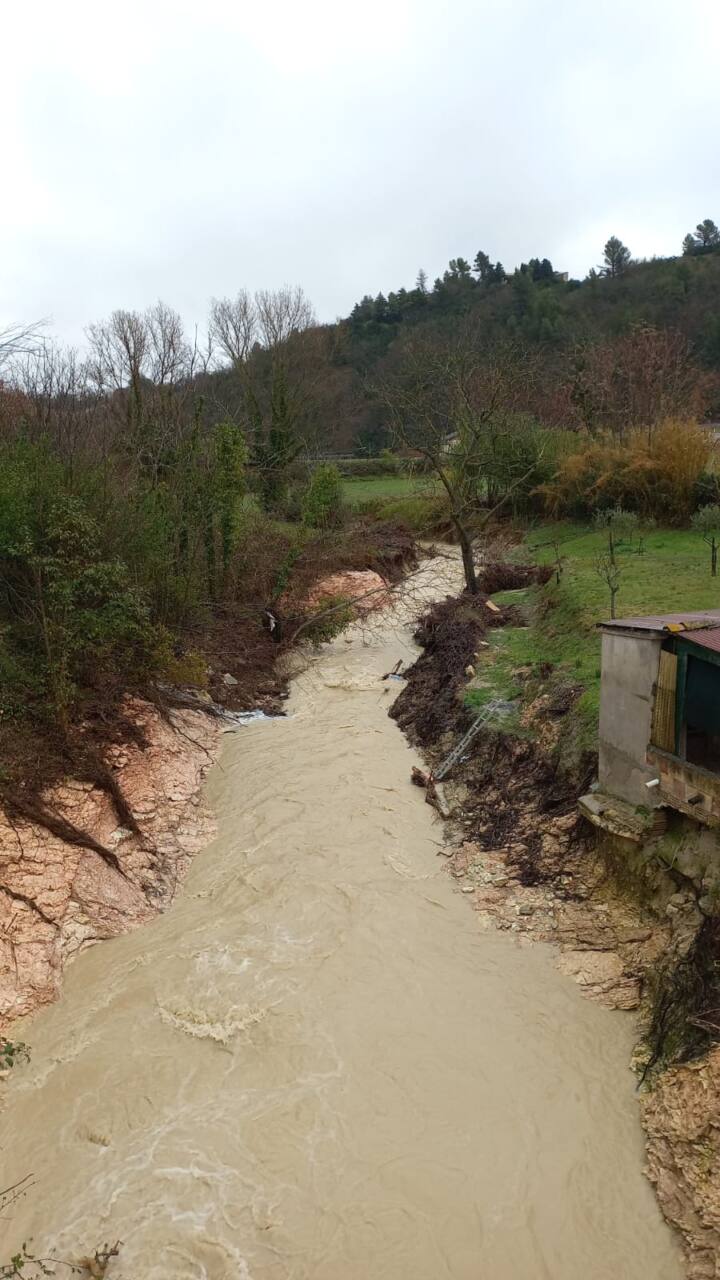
[596,553,621,618]
[301,463,343,529]
[692,504,720,576]
[593,506,637,566]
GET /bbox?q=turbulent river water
[1,558,684,1280]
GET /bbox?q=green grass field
[469,523,720,763]
[341,475,438,504]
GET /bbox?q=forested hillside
[338,228,720,452]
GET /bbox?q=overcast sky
[3,0,719,346]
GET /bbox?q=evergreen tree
[447,257,472,280]
[530,257,554,282]
[473,250,492,281]
[601,236,632,278]
[373,293,389,322]
[696,219,720,249]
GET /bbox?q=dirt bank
[0,700,220,1029]
[643,1048,720,1280]
[391,572,720,1278]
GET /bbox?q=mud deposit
[0,559,683,1279]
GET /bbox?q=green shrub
[470,416,572,515]
[540,421,710,522]
[0,471,169,726]
[693,471,720,510]
[275,483,305,523]
[231,507,304,602]
[303,595,355,645]
[302,464,344,529]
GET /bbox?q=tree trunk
[454,519,478,594]
[712,539,717,577]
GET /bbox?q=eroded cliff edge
[0,700,220,1028]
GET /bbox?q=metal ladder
[432,699,510,782]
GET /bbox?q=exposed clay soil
[0,562,401,1034]
[391,569,720,1279]
[0,699,220,1030]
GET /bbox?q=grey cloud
[2,0,719,346]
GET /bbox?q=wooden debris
[426,781,452,819]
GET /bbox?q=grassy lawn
[469,522,720,763]
[342,475,439,504]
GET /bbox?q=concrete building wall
[598,631,662,806]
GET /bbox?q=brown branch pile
[477,561,553,594]
[390,560,551,747]
[390,591,512,747]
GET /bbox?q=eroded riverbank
[0,558,683,1279]
[0,700,220,1028]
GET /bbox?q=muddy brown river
[1,559,684,1279]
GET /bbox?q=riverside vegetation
[3,220,720,1274]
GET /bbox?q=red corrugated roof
[684,628,720,655]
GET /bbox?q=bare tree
[691,504,720,576]
[596,553,621,618]
[0,319,46,375]
[255,285,315,349]
[84,304,208,486]
[208,286,319,507]
[146,300,191,385]
[209,286,315,365]
[569,325,714,439]
[209,290,258,365]
[86,308,149,432]
[6,341,105,482]
[376,326,543,593]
